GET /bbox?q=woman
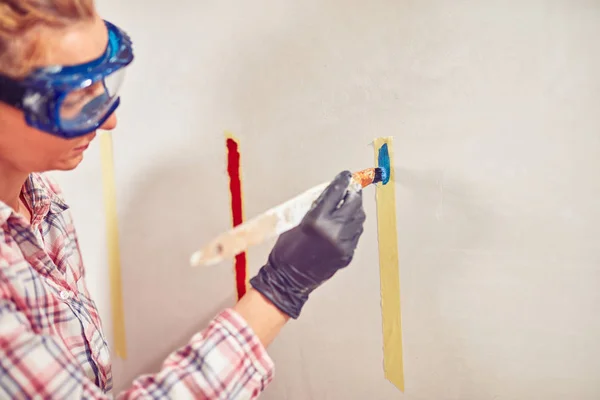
[0,1,366,399]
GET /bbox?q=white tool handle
[190,181,329,267]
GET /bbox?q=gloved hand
[249,170,366,319]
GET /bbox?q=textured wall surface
[54,1,600,398]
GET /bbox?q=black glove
[249,170,366,319]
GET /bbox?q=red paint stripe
[226,137,247,299]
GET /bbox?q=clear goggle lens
[58,68,126,132]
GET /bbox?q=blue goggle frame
[0,20,134,139]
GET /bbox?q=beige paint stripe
[100,133,127,359]
[374,136,404,391]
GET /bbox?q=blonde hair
[0,0,95,78]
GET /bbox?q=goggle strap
[0,74,26,110]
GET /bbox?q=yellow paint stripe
[100,133,127,359]
[374,136,404,391]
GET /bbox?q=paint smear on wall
[374,136,404,391]
[225,132,248,300]
[100,133,127,359]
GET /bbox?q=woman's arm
[0,171,364,400]
[234,288,290,347]
[0,295,274,399]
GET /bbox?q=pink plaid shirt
[0,173,274,399]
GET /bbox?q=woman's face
[0,15,117,173]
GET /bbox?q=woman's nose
[100,113,118,131]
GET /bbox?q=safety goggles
[0,20,134,139]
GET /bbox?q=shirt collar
[0,174,69,226]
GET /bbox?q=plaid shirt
[0,173,274,399]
